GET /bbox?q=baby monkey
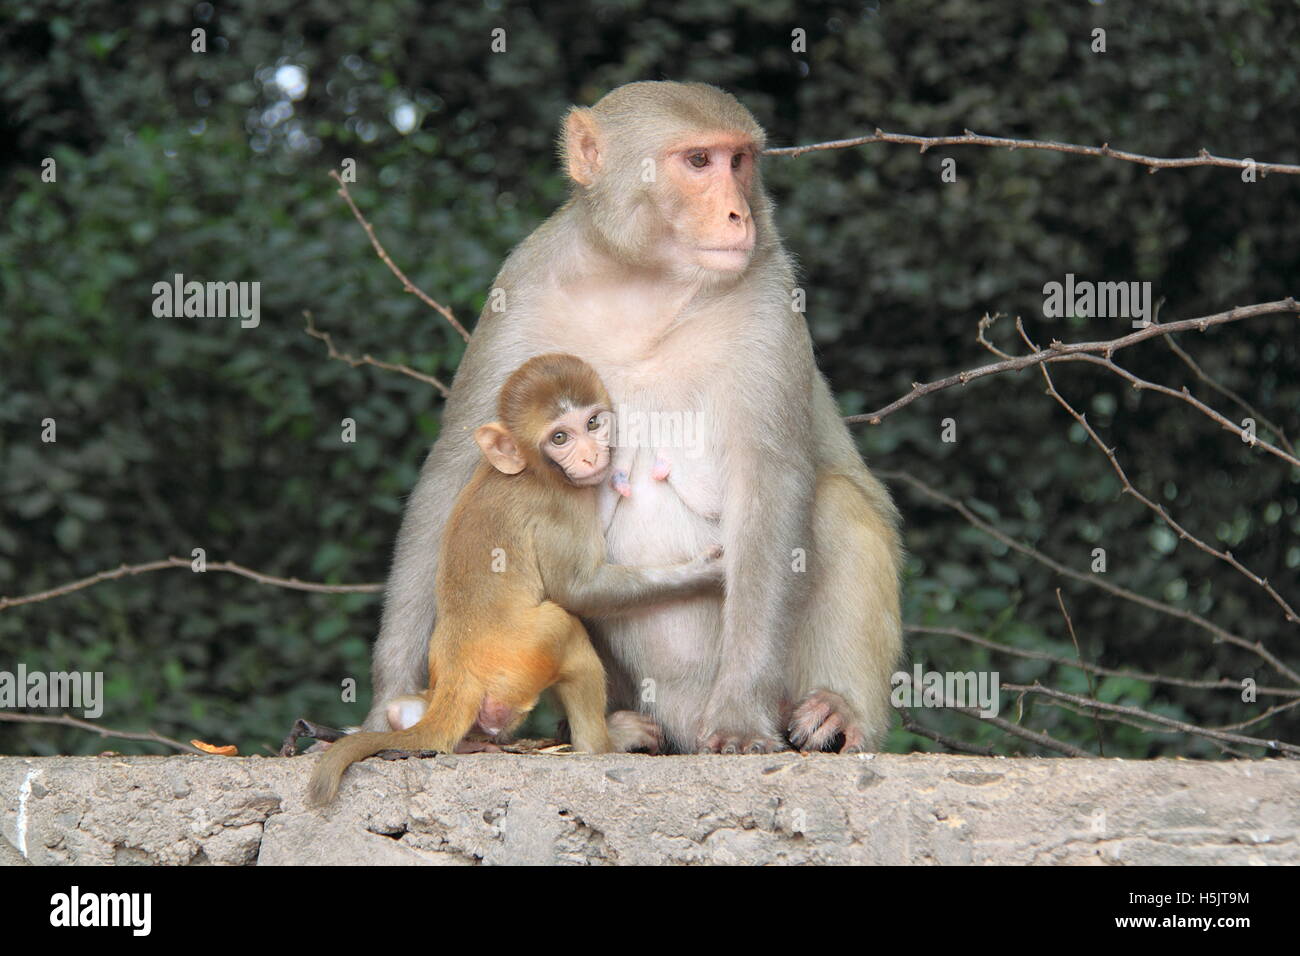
[308,353,723,804]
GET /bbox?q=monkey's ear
[562,107,603,186]
[475,423,526,475]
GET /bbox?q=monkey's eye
[731,152,744,169]
[687,152,709,168]
[587,415,601,431]
[550,431,569,446]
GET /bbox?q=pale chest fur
[533,276,727,383]
[530,276,729,561]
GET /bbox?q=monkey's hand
[607,710,665,754]
[651,456,671,481]
[686,544,726,583]
[611,469,632,497]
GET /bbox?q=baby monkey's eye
[731,153,743,169]
[551,431,569,446]
[587,415,601,431]
[688,152,709,168]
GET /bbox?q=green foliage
[1,0,1296,758]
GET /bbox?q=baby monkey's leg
[545,606,613,754]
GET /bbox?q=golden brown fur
[363,82,902,756]
[309,355,722,804]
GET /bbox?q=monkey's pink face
[543,405,613,485]
[663,137,757,273]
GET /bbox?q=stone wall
[2,752,1295,865]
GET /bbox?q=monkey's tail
[306,673,482,806]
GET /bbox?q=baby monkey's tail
[306,673,480,805]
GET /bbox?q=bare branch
[766,128,1300,176]
[1210,698,1300,733]
[975,312,1014,359]
[1033,356,1299,625]
[907,625,1300,698]
[949,706,1092,757]
[880,469,1300,686]
[1002,682,1300,756]
[898,709,996,756]
[0,712,205,755]
[1164,333,1296,457]
[1031,696,1251,758]
[304,311,450,396]
[0,557,382,612]
[1056,589,1105,755]
[328,170,471,342]
[848,299,1298,425]
[1069,352,1300,470]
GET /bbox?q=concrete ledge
[1,752,1296,865]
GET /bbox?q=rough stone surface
[1,752,1296,865]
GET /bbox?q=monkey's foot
[787,690,868,753]
[386,694,429,731]
[696,729,786,755]
[607,710,665,754]
[651,456,671,481]
[611,469,632,497]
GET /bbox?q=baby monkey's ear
[475,422,526,475]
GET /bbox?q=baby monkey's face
[543,405,613,486]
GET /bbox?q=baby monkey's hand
[690,544,726,583]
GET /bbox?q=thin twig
[279,717,348,757]
[1210,698,1300,733]
[0,712,205,755]
[0,557,382,611]
[880,469,1300,686]
[304,311,450,396]
[766,128,1300,176]
[328,170,471,342]
[1068,352,1299,470]
[848,298,1299,425]
[1164,334,1296,457]
[975,312,1014,359]
[906,625,1300,698]
[1033,356,1299,625]
[1033,697,1251,758]
[999,317,1300,624]
[1056,589,1105,756]
[1002,682,1300,756]
[898,709,996,756]
[949,706,1092,758]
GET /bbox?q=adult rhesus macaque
[309,354,723,804]
[364,82,902,754]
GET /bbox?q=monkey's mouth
[568,457,613,486]
[695,245,754,271]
